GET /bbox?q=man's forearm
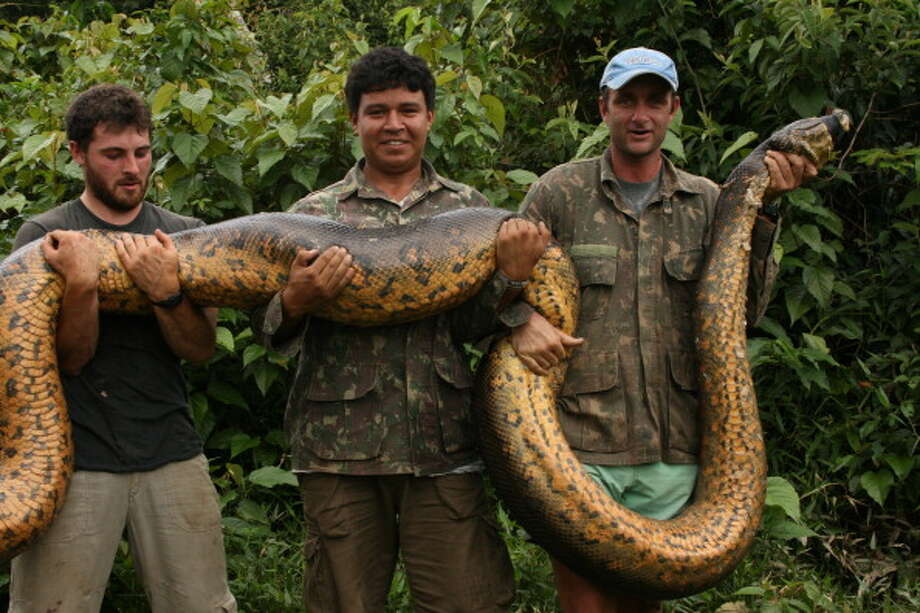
[153,300,218,363]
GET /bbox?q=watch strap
[151,291,184,309]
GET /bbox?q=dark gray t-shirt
[13,199,205,472]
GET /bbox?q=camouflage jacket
[253,160,526,476]
[520,151,779,466]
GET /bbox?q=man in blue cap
[509,47,817,611]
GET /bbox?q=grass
[2,497,916,612]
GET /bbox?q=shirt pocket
[570,244,619,322]
[558,351,629,453]
[663,247,705,281]
[561,349,619,397]
[664,247,705,346]
[300,363,382,460]
[667,349,700,454]
[433,329,475,454]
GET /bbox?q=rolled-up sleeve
[251,291,308,357]
[746,214,781,326]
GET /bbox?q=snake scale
[0,111,848,597]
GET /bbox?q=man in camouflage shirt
[510,47,818,612]
[253,47,548,612]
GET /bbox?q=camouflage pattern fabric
[520,151,779,466]
[253,160,524,475]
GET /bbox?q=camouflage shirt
[253,160,526,476]
[520,150,779,466]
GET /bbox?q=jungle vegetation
[0,1,917,610]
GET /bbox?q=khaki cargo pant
[299,472,515,612]
[8,454,237,613]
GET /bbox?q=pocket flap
[668,350,698,391]
[664,248,705,281]
[434,355,473,389]
[570,244,618,287]
[306,363,377,401]
[561,350,619,396]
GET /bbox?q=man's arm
[745,150,819,324]
[507,183,584,373]
[115,230,216,363]
[40,230,101,375]
[448,217,553,345]
[274,246,355,343]
[251,246,355,353]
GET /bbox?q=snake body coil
[0,112,848,598]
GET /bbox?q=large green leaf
[860,469,894,507]
[802,265,834,307]
[178,88,213,115]
[242,343,266,368]
[215,326,235,352]
[248,466,297,488]
[506,169,539,186]
[438,43,463,65]
[480,94,505,136]
[550,0,575,18]
[258,148,285,177]
[765,476,801,521]
[262,93,291,119]
[22,132,57,162]
[214,154,243,186]
[788,84,826,118]
[172,133,209,167]
[228,432,260,459]
[472,0,493,24]
[720,131,759,165]
[882,455,914,481]
[151,82,178,115]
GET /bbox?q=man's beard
[84,163,148,211]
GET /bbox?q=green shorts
[583,462,698,520]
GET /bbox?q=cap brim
[604,69,677,91]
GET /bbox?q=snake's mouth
[825,109,853,148]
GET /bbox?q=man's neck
[363,163,423,203]
[610,148,663,183]
[79,189,143,226]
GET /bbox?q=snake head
[764,109,852,167]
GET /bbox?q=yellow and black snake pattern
[0,111,848,598]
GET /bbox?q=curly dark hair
[345,47,435,114]
[65,84,152,151]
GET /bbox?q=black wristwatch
[151,291,184,309]
[497,270,528,290]
[762,200,781,220]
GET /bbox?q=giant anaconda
[0,112,848,597]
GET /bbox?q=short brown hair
[65,84,152,151]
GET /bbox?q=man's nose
[383,110,403,130]
[123,154,140,174]
[631,104,652,122]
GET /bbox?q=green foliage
[0,0,918,610]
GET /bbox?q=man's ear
[671,94,682,116]
[68,140,86,166]
[598,94,609,120]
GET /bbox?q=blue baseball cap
[599,47,678,92]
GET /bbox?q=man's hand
[496,218,551,282]
[42,230,100,289]
[762,150,819,203]
[281,246,355,320]
[511,311,584,376]
[115,229,181,302]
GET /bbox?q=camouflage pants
[298,472,515,613]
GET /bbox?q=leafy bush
[0,0,917,610]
